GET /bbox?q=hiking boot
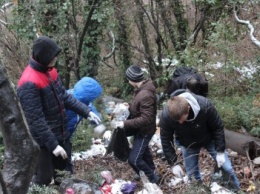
[150,173,160,185]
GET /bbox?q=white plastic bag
[112,103,130,121]
[138,171,163,194]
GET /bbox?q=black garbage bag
[106,127,130,162]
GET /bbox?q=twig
[245,149,255,180]
[102,31,116,61]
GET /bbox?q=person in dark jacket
[66,76,103,172]
[17,36,101,186]
[115,65,159,184]
[160,89,240,190]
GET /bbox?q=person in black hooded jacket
[17,36,101,186]
[160,89,240,191]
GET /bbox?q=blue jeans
[181,141,240,189]
[128,134,158,183]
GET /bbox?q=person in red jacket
[115,65,159,184]
[17,36,100,186]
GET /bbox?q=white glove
[172,165,184,178]
[52,145,67,159]
[216,152,225,167]
[88,111,101,125]
[116,121,124,129]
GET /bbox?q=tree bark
[225,129,260,160]
[75,0,100,80]
[169,0,188,51]
[112,0,132,68]
[155,0,177,52]
[134,0,157,80]
[0,61,39,194]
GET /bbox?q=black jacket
[160,90,225,165]
[17,36,91,152]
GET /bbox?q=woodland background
[0,0,259,193]
[1,0,260,135]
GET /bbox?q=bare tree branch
[102,31,116,61]
[234,6,260,48]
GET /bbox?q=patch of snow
[234,63,257,79]
[72,143,106,161]
[207,62,224,69]
[206,61,258,80]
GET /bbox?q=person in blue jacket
[66,77,103,172]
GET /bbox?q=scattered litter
[101,171,114,184]
[211,182,233,194]
[120,182,137,194]
[103,130,112,147]
[111,103,130,122]
[94,124,106,136]
[110,179,128,194]
[71,142,106,161]
[253,156,260,165]
[65,188,75,194]
[100,182,112,194]
[172,165,185,178]
[247,181,256,193]
[137,171,163,194]
[168,177,184,187]
[149,134,162,149]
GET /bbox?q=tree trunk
[156,0,177,52]
[112,0,133,97]
[169,0,188,51]
[0,61,39,194]
[75,0,100,80]
[134,0,157,80]
[112,0,132,68]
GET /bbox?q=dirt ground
[73,148,260,194]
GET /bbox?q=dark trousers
[66,140,74,174]
[128,134,158,183]
[32,140,71,186]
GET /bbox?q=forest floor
[72,146,260,194]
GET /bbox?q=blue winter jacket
[67,77,102,136]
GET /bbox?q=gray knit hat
[126,65,144,82]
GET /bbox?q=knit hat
[125,65,144,82]
[32,36,61,66]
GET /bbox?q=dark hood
[32,36,61,66]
